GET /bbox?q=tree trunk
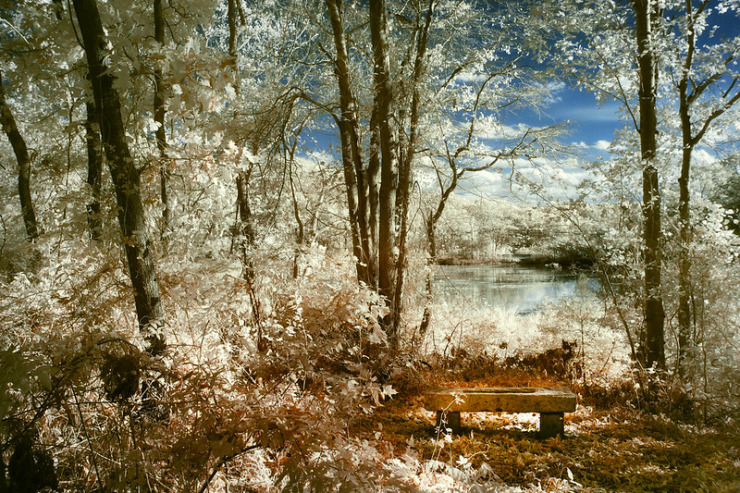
[288,148,304,280]
[392,0,435,337]
[325,0,375,287]
[72,0,165,355]
[285,126,316,280]
[674,0,740,378]
[236,171,255,250]
[417,216,437,340]
[677,18,693,374]
[369,0,399,343]
[0,71,40,242]
[154,0,170,241]
[236,166,265,352]
[84,101,103,241]
[226,0,240,92]
[633,0,665,370]
[228,0,237,61]
[677,134,692,377]
[368,111,380,277]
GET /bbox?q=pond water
[432,263,600,314]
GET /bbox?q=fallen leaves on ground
[353,378,740,492]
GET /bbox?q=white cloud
[558,102,622,124]
[691,148,718,166]
[472,120,537,141]
[303,149,334,164]
[449,154,593,202]
[546,81,567,93]
[594,140,612,150]
[543,81,567,103]
[451,72,489,84]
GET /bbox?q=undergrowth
[1,244,738,491]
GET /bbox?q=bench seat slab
[426,387,576,437]
[424,386,576,413]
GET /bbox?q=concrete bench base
[426,387,576,438]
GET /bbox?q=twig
[197,444,260,493]
[72,386,104,492]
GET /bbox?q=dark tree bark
[418,204,443,341]
[236,165,265,352]
[0,71,40,242]
[224,0,265,351]
[84,101,103,241]
[285,121,314,280]
[675,0,740,378]
[52,0,64,20]
[633,0,665,370]
[72,0,165,355]
[676,0,698,378]
[677,108,692,377]
[323,0,436,346]
[322,0,439,346]
[368,109,380,271]
[325,0,376,287]
[236,170,255,250]
[369,0,398,326]
[391,0,435,338]
[228,0,238,64]
[226,0,242,95]
[154,0,170,241]
[289,158,304,280]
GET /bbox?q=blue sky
[445,84,623,200]
[548,90,621,149]
[510,85,622,158]
[301,86,623,201]
[300,3,740,202]
[460,2,740,200]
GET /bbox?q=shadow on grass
[365,402,740,492]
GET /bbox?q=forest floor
[354,369,740,492]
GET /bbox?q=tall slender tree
[536,0,668,370]
[0,70,39,242]
[324,0,375,288]
[323,0,423,345]
[673,0,740,377]
[84,101,103,241]
[369,0,398,330]
[71,0,165,355]
[390,0,434,335]
[154,0,170,240]
[320,0,549,345]
[633,0,666,369]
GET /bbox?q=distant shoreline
[435,254,595,270]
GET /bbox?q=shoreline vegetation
[435,253,596,270]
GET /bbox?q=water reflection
[432,264,599,314]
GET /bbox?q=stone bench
[424,386,577,438]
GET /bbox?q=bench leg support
[539,412,564,438]
[435,411,461,434]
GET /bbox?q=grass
[355,375,740,492]
[350,297,740,491]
